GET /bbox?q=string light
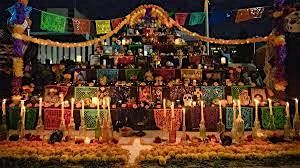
[13,4,272,47]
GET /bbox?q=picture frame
[251,88,267,103]
[90,54,101,66]
[103,46,113,55]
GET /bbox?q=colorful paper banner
[235,7,264,23]
[72,18,91,34]
[209,10,233,24]
[188,12,205,26]
[175,13,188,25]
[95,20,111,34]
[111,18,123,29]
[40,11,66,32]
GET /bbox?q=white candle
[163,99,166,118]
[107,97,111,119]
[286,102,290,117]
[237,100,242,118]
[84,137,90,144]
[219,100,222,120]
[97,98,100,118]
[2,99,6,115]
[254,99,259,121]
[182,108,186,128]
[81,100,85,118]
[233,100,236,121]
[295,98,299,115]
[201,101,204,122]
[39,98,42,118]
[103,59,107,66]
[61,101,64,122]
[20,100,25,124]
[71,98,74,118]
[268,98,273,116]
[171,102,174,118]
[221,57,226,65]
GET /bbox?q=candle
[200,101,204,122]
[182,108,186,129]
[81,100,85,119]
[268,98,273,116]
[237,100,242,118]
[286,102,290,117]
[61,101,64,122]
[171,102,174,118]
[254,99,259,121]
[2,99,6,115]
[163,99,166,118]
[39,98,42,118]
[96,98,100,118]
[295,98,299,115]
[233,100,236,121]
[221,57,226,65]
[219,100,222,120]
[103,59,107,66]
[107,97,111,115]
[20,100,25,123]
[71,98,74,118]
[84,137,90,144]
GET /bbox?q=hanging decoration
[7,1,32,25]
[188,12,205,26]
[12,4,272,47]
[175,13,188,25]
[72,18,91,34]
[40,11,66,32]
[95,20,111,34]
[111,18,123,29]
[235,7,265,23]
[209,10,233,24]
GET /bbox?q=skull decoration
[183,94,193,107]
[154,76,163,86]
[285,11,300,33]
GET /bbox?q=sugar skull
[183,94,193,107]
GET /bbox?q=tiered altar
[1,1,300,167]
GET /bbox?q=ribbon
[40,11,66,32]
[111,18,122,29]
[175,13,188,25]
[188,12,205,26]
[209,10,233,24]
[95,20,111,34]
[72,18,90,34]
[235,7,264,23]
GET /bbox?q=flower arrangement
[0,141,129,167]
[136,141,300,166]
[12,57,24,77]
[52,64,65,82]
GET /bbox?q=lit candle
[286,102,290,117]
[84,137,90,144]
[107,97,111,118]
[20,100,25,123]
[237,100,242,118]
[254,99,259,121]
[163,99,166,118]
[201,101,204,122]
[219,100,222,120]
[171,102,174,118]
[233,100,236,121]
[2,99,6,115]
[81,100,85,118]
[71,98,74,118]
[96,98,100,118]
[268,98,273,116]
[103,59,107,67]
[182,108,186,129]
[221,57,226,65]
[38,98,42,117]
[295,98,299,115]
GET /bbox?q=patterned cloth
[95,20,111,34]
[82,109,107,129]
[226,107,254,129]
[231,85,251,99]
[74,87,99,101]
[153,109,182,131]
[8,107,38,130]
[261,106,286,129]
[201,86,225,103]
[154,69,176,81]
[44,108,71,130]
[96,69,119,82]
[190,106,219,131]
[72,18,91,34]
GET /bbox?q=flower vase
[217,120,225,133]
[199,120,206,140]
[0,116,8,140]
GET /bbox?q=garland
[12,4,272,47]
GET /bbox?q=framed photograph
[103,46,113,55]
[144,45,153,57]
[90,54,101,65]
[251,88,267,103]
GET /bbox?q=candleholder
[199,120,206,140]
[217,119,225,133]
[181,124,187,143]
[68,116,76,138]
[36,115,44,135]
[101,118,111,143]
[293,117,300,137]
[0,114,8,140]
[284,118,293,139]
[79,116,86,137]
[235,117,244,143]
[168,129,176,143]
[95,116,101,139]
[252,119,262,139]
[267,114,276,130]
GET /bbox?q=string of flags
[9,5,269,34]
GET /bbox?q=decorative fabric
[190,106,219,131]
[116,56,134,65]
[44,108,71,130]
[231,85,251,99]
[8,107,37,130]
[169,86,186,100]
[226,107,254,129]
[40,11,66,32]
[189,56,202,65]
[111,18,122,29]
[209,10,234,24]
[154,69,175,81]
[96,69,119,82]
[7,2,32,25]
[235,7,264,23]
[95,20,111,34]
[72,18,90,34]
[201,86,225,103]
[181,69,202,80]
[188,12,205,26]
[175,13,188,25]
[125,69,141,81]
[261,106,286,129]
[139,86,152,104]
[153,109,183,131]
[45,85,69,97]
[82,109,106,129]
[74,87,99,101]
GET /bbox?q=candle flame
[295,98,298,103]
